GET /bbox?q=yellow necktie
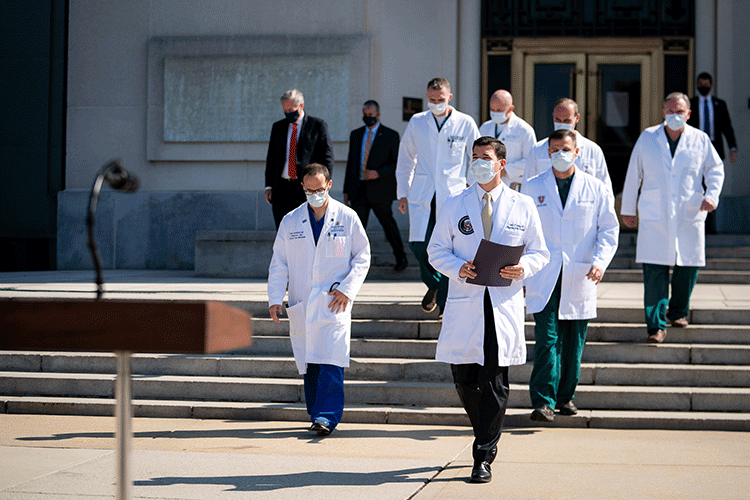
[482,192,493,240]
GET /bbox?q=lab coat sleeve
[523,145,541,185]
[335,217,371,302]
[427,201,466,283]
[621,138,644,216]
[267,221,290,307]
[594,148,615,200]
[396,120,419,199]
[591,187,620,270]
[702,140,725,207]
[518,200,550,280]
[504,126,537,182]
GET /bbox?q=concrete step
[3,396,750,431]
[602,269,750,284]
[252,318,750,344]
[608,257,750,271]
[235,300,749,325]
[3,372,749,412]
[5,353,750,388]
[240,337,750,365]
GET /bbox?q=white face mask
[428,102,448,116]
[550,150,575,172]
[665,113,687,131]
[470,158,498,184]
[553,122,575,132]
[490,111,508,125]
[306,189,328,208]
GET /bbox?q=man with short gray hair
[621,92,724,343]
[265,89,334,228]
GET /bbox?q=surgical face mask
[490,111,509,125]
[285,109,300,123]
[306,189,328,208]
[665,113,687,131]
[470,158,498,184]
[428,102,448,116]
[553,122,574,132]
[550,150,575,172]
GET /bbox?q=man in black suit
[687,73,738,233]
[344,100,408,272]
[265,89,334,228]
[688,73,738,163]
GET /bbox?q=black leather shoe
[394,256,408,272]
[421,289,437,313]
[470,461,492,483]
[530,405,555,422]
[556,401,578,416]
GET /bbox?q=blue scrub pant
[304,363,345,429]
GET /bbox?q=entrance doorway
[483,38,693,195]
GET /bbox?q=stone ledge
[195,230,274,278]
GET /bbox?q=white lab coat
[268,198,371,374]
[396,109,481,242]
[479,112,537,185]
[524,132,613,199]
[427,183,550,366]
[522,168,620,319]
[621,123,724,267]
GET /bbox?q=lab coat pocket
[637,188,662,221]
[450,141,466,159]
[570,262,597,302]
[504,140,521,161]
[285,301,307,374]
[326,235,348,258]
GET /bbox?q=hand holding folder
[466,239,526,287]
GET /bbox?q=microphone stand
[86,159,139,301]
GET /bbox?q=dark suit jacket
[343,124,400,203]
[265,114,334,188]
[688,96,737,160]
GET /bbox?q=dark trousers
[642,263,699,331]
[352,195,406,261]
[450,289,510,464]
[409,196,448,312]
[304,363,345,430]
[272,178,306,228]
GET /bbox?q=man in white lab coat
[522,129,620,422]
[622,92,724,343]
[268,164,371,436]
[478,89,537,190]
[428,137,549,483]
[397,78,481,316]
[524,98,613,198]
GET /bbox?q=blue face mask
[285,110,300,123]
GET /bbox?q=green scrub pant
[642,263,699,331]
[529,275,589,409]
[409,195,448,313]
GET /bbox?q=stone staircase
[2,291,749,430]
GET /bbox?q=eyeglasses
[303,188,327,195]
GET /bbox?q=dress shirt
[282,110,306,180]
[698,94,714,141]
[476,181,504,221]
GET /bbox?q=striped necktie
[361,128,373,179]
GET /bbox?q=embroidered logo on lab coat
[458,216,474,235]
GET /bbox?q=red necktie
[288,122,298,179]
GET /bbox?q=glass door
[523,53,586,141]
[587,55,651,195]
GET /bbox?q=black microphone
[103,159,140,193]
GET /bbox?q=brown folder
[466,239,526,287]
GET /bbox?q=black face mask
[363,115,378,127]
[697,86,711,96]
[285,110,300,123]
